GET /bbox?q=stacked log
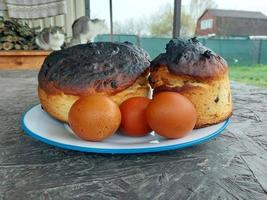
[0,17,40,50]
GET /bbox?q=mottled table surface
[1,70,267,200]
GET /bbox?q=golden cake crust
[39,76,150,122]
[150,65,232,128]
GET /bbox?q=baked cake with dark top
[149,38,232,128]
[38,42,150,122]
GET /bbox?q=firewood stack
[0,17,40,50]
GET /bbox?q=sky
[90,0,267,25]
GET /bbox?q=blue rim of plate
[21,105,230,154]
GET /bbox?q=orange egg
[120,97,152,136]
[68,95,121,141]
[146,92,197,139]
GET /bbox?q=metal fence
[95,34,267,66]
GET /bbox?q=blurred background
[0,0,267,88]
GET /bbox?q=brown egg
[120,97,152,137]
[68,95,121,142]
[146,92,197,139]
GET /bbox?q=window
[200,19,213,30]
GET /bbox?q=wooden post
[85,0,90,18]
[173,0,181,38]
[109,0,113,41]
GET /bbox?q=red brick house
[195,9,267,37]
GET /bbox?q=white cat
[36,27,65,51]
[68,16,107,47]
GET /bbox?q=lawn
[229,65,267,88]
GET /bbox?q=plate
[21,104,230,154]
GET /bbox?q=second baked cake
[149,38,232,128]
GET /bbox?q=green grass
[229,65,267,88]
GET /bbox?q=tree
[113,0,217,37]
[180,12,195,36]
[149,4,195,37]
[189,0,217,23]
[149,4,173,37]
[114,18,149,36]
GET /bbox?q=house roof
[203,9,267,20]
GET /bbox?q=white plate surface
[21,104,230,154]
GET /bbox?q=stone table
[1,70,267,200]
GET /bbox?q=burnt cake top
[151,37,228,78]
[38,42,150,95]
